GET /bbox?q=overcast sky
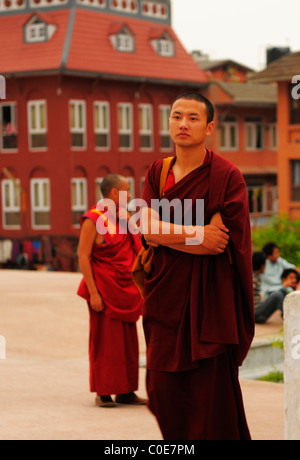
[171,0,299,71]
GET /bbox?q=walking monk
[77,174,146,407]
[141,92,254,439]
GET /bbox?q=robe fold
[141,151,254,440]
[77,206,143,395]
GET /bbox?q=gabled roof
[0,8,207,86]
[212,81,277,107]
[248,51,300,83]
[193,57,254,74]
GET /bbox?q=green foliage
[251,214,300,266]
[258,370,284,384]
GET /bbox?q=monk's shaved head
[100,174,127,198]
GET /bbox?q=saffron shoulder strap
[159,156,174,199]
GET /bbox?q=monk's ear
[206,121,215,137]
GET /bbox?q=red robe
[142,151,254,440]
[77,207,143,395]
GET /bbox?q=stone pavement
[0,270,284,440]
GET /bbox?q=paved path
[0,270,284,440]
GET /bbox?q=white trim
[27,99,47,151]
[0,102,18,153]
[118,103,133,151]
[139,104,153,151]
[30,178,50,229]
[94,101,110,151]
[1,179,21,229]
[69,100,86,150]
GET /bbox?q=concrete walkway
[0,270,284,440]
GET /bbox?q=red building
[0,0,207,271]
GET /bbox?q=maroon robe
[77,207,143,395]
[141,151,254,440]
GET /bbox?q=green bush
[251,214,300,266]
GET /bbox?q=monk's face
[169,99,214,148]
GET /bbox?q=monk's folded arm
[141,207,199,245]
[141,208,229,254]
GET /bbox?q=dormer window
[109,25,135,53]
[150,31,175,57]
[24,15,57,44]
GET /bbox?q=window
[94,102,110,150]
[269,123,278,150]
[116,28,134,53]
[219,117,238,150]
[28,100,47,150]
[1,179,21,229]
[70,100,86,149]
[118,103,133,150]
[291,161,300,201]
[0,103,18,151]
[159,105,172,151]
[110,0,138,12]
[96,178,104,203]
[245,117,263,150]
[139,104,153,150]
[31,179,50,229]
[25,17,47,43]
[71,178,87,227]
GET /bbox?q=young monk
[141,92,254,440]
[77,174,146,407]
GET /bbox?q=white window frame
[117,31,135,52]
[1,179,21,229]
[94,102,110,150]
[269,122,278,150]
[158,38,174,57]
[118,103,133,151]
[30,178,50,229]
[219,118,238,151]
[95,177,104,203]
[70,100,86,150]
[71,178,88,228]
[159,105,172,151]
[139,104,153,151]
[28,100,47,151]
[0,102,18,153]
[25,20,47,43]
[245,119,264,151]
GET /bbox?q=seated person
[255,268,299,324]
[260,242,300,298]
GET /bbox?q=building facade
[250,51,300,221]
[0,0,207,270]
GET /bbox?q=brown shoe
[115,392,147,405]
[95,395,117,408]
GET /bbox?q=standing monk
[77,174,146,407]
[141,92,254,440]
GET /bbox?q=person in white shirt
[260,242,300,298]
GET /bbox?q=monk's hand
[199,224,229,253]
[90,292,104,313]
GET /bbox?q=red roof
[0,8,207,85]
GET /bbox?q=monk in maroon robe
[77,174,146,408]
[141,93,254,440]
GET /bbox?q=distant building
[192,53,279,226]
[250,51,300,220]
[0,0,207,271]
